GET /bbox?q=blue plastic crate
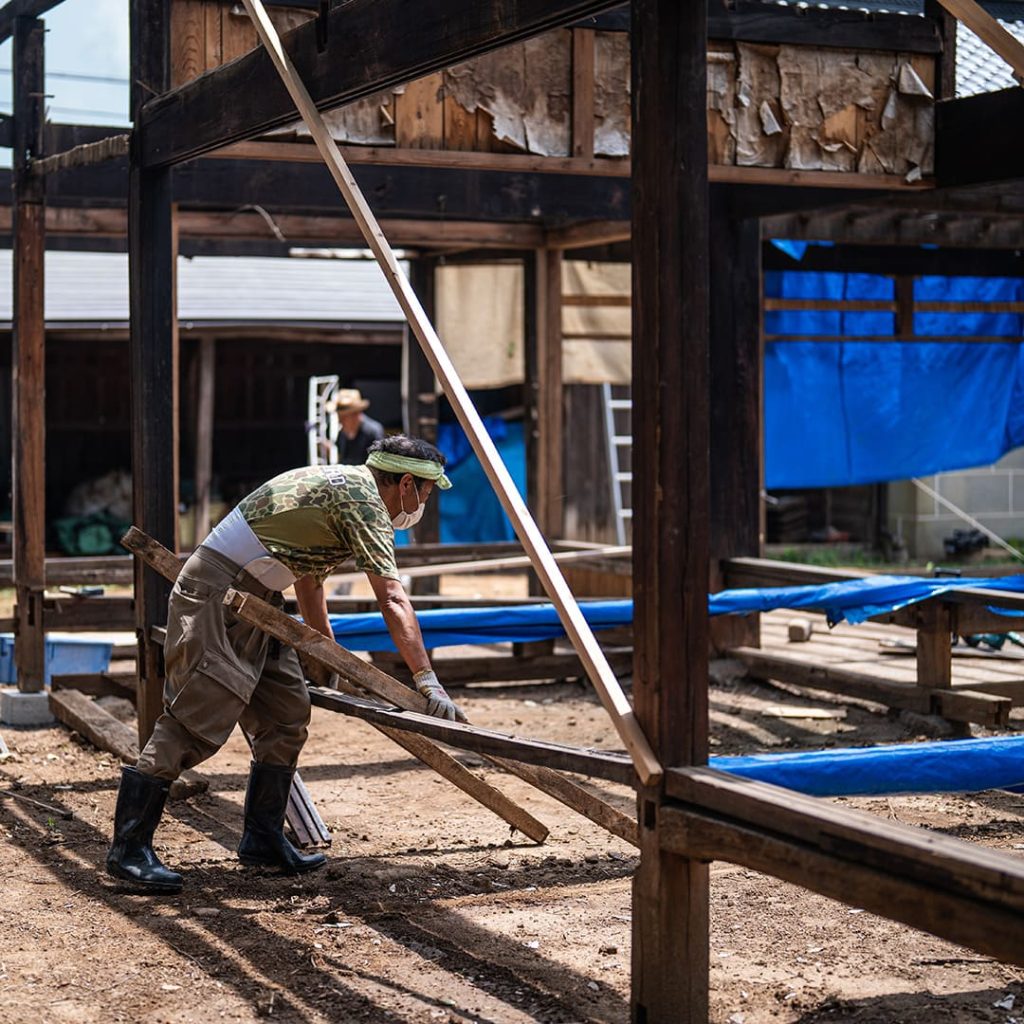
[0,634,113,685]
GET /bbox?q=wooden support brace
[239,0,661,789]
[935,0,1024,84]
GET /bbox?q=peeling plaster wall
[594,32,630,157]
[444,33,572,156]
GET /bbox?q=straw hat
[332,388,370,414]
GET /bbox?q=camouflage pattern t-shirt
[236,465,399,584]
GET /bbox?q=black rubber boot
[106,766,183,893]
[237,762,327,874]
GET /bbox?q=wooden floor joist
[664,767,1024,967]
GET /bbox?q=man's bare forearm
[379,592,431,676]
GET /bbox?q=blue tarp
[711,735,1024,797]
[765,268,1024,488]
[707,572,1024,626]
[329,574,1024,650]
[330,600,633,651]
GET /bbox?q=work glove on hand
[413,669,467,723]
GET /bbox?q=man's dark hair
[367,434,447,489]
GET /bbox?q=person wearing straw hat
[333,387,384,466]
[106,434,462,893]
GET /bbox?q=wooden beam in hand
[120,527,551,844]
[240,0,661,788]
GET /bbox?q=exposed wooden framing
[240,0,660,785]
[405,258,440,549]
[571,27,596,160]
[631,0,710,1019]
[51,672,137,702]
[935,0,1024,84]
[139,0,623,168]
[0,113,13,149]
[11,14,46,694]
[129,0,177,746]
[309,687,636,785]
[30,134,130,177]
[382,649,634,687]
[663,766,1024,967]
[0,0,63,44]
[192,335,216,545]
[709,193,762,655]
[210,140,938,193]
[925,0,958,101]
[0,205,548,249]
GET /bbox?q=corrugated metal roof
[753,0,1024,96]
[0,250,407,327]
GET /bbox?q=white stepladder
[306,375,341,466]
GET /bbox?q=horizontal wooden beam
[708,1,942,53]
[0,0,64,44]
[138,0,623,169]
[663,766,1024,966]
[30,134,131,177]
[309,687,636,785]
[730,646,1011,727]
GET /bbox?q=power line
[0,67,128,85]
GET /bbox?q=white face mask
[391,482,424,530]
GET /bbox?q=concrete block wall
[888,447,1024,561]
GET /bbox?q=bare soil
[1,579,1023,1023]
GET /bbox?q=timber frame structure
[4,0,1024,1019]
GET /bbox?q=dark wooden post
[130,0,178,745]
[630,0,710,1021]
[12,15,46,693]
[709,189,763,654]
[524,248,564,540]
[193,335,216,545]
[406,257,441,552]
[925,0,958,101]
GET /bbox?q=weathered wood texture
[709,193,762,655]
[192,335,216,544]
[630,1,710,1020]
[11,14,46,693]
[31,134,130,176]
[129,0,177,745]
[140,0,624,167]
[405,259,440,549]
[239,0,660,784]
[664,766,1024,968]
[48,688,206,800]
[309,688,635,785]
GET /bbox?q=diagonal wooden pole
[239,0,661,787]
[121,528,550,843]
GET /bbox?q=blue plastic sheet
[330,600,632,651]
[765,269,1024,488]
[707,572,1024,626]
[433,418,526,545]
[329,574,1024,649]
[711,736,1024,797]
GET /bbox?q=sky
[0,0,129,127]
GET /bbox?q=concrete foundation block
[0,688,54,726]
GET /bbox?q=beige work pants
[136,546,310,780]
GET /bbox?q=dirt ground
[1,578,1023,1023]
